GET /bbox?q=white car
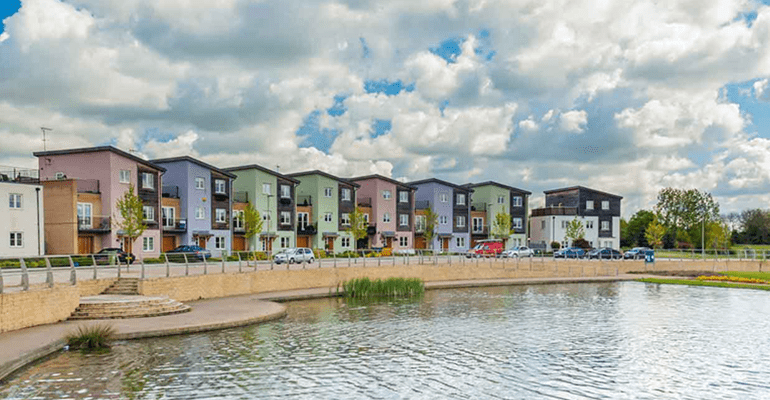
[274,248,315,264]
[502,246,534,258]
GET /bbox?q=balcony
[297,223,317,235]
[76,179,100,194]
[531,207,578,217]
[233,191,249,203]
[0,166,39,184]
[358,197,372,207]
[471,203,488,212]
[415,200,431,210]
[78,216,110,233]
[162,218,187,233]
[367,223,376,235]
[415,224,426,234]
[213,189,229,200]
[279,196,292,206]
[471,225,490,235]
[297,195,313,207]
[162,185,180,198]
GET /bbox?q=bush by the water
[66,324,115,350]
[342,277,424,298]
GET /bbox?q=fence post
[183,253,189,276]
[363,252,366,268]
[0,266,3,294]
[91,255,98,280]
[117,256,122,279]
[141,256,146,280]
[378,255,381,267]
[68,255,77,285]
[203,253,208,275]
[237,252,242,273]
[348,255,351,268]
[45,257,54,288]
[221,256,226,274]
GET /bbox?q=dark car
[623,247,651,260]
[554,247,586,259]
[95,247,135,264]
[588,248,623,260]
[166,245,212,260]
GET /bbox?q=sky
[2,0,770,218]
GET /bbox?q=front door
[326,237,335,251]
[122,237,132,254]
[415,236,426,249]
[162,236,176,252]
[262,238,273,253]
[441,238,450,251]
[385,237,393,249]
[232,236,246,251]
[78,236,93,254]
[198,237,207,249]
[297,236,309,248]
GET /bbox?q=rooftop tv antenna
[40,127,52,151]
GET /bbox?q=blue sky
[0,0,20,32]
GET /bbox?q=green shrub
[342,277,424,298]
[67,324,115,350]
[550,241,561,251]
[142,257,164,264]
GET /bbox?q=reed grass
[342,277,424,298]
[66,324,116,350]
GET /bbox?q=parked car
[502,246,534,258]
[623,247,651,260]
[588,248,623,260]
[94,247,135,264]
[274,248,315,264]
[166,245,212,260]
[467,241,504,258]
[554,247,586,259]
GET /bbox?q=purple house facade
[409,178,472,253]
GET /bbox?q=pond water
[3,282,770,399]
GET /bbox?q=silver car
[502,246,534,258]
[273,247,315,264]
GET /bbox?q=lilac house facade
[350,174,415,252]
[409,179,472,253]
[152,156,236,256]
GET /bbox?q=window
[215,179,226,194]
[341,237,350,247]
[561,221,568,229]
[399,191,408,203]
[280,237,290,248]
[399,236,408,247]
[215,237,226,250]
[440,193,448,203]
[439,215,448,225]
[119,170,130,184]
[456,237,465,248]
[143,206,155,222]
[195,177,205,189]
[473,217,484,233]
[586,200,594,210]
[324,212,333,222]
[216,209,226,223]
[195,207,205,220]
[9,193,21,209]
[142,173,155,190]
[513,218,522,229]
[341,188,351,201]
[262,183,271,195]
[298,212,309,229]
[143,237,154,252]
[363,213,370,224]
[281,211,291,225]
[601,221,610,231]
[602,201,610,210]
[233,210,244,229]
[77,203,92,228]
[456,216,466,227]
[457,194,466,205]
[498,195,505,204]
[383,212,391,223]
[9,232,23,248]
[415,215,426,231]
[341,213,350,226]
[399,214,409,226]
[586,221,594,229]
[324,187,333,197]
[541,220,546,230]
[162,207,175,227]
[281,185,291,198]
[383,190,392,199]
[513,196,523,207]
[55,172,65,180]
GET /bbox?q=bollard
[183,253,189,276]
[222,256,226,274]
[141,256,146,280]
[92,255,98,280]
[165,253,170,277]
[45,257,54,288]
[378,255,381,267]
[363,253,366,268]
[0,266,3,294]
[117,255,122,279]
[348,255,351,268]
[334,253,337,268]
[68,255,77,285]
[203,253,208,275]
[237,252,242,273]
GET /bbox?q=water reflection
[4,282,770,399]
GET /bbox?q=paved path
[0,274,652,382]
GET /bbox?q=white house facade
[1,169,45,257]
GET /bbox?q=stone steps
[101,278,140,295]
[69,295,191,320]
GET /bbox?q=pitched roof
[543,185,623,199]
[223,164,300,184]
[349,174,415,190]
[406,178,473,193]
[286,170,360,187]
[462,181,532,195]
[152,156,236,179]
[34,146,165,172]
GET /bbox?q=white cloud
[559,110,588,133]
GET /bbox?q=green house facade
[464,181,531,249]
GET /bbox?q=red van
[467,240,504,258]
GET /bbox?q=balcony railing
[0,166,39,184]
[358,197,372,207]
[162,218,187,232]
[415,200,431,210]
[297,195,313,207]
[297,223,317,235]
[471,203,488,212]
[78,216,110,232]
[162,185,180,198]
[531,207,578,217]
[415,224,426,233]
[233,191,249,203]
[76,179,100,194]
[367,223,376,235]
[471,225,490,235]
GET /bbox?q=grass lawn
[722,271,770,280]
[731,244,770,251]
[637,278,770,292]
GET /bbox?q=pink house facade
[35,146,164,258]
[351,174,415,253]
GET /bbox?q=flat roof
[462,181,532,195]
[223,164,300,184]
[543,185,623,199]
[406,178,473,193]
[349,174,415,190]
[34,146,166,172]
[152,156,237,179]
[287,170,360,187]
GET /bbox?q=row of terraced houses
[1,146,622,258]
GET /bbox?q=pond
[3,282,770,399]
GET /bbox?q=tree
[654,188,720,246]
[491,212,512,240]
[564,217,585,246]
[422,207,439,250]
[706,221,731,249]
[345,206,369,251]
[737,209,770,244]
[243,201,262,251]
[620,218,631,248]
[645,216,666,249]
[625,210,655,247]
[115,186,146,258]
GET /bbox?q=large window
[324,212,333,222]
[8,193,22,209]
[586,221,594,229]
[341,237,350,247]
[382,190,392,199]
[602,201,610,210]
[383,212,391,223]
[456,237,465,248]
[215,237,226,250]
[399,236,408,247]
[439,215,448,225]
[298,212,309,229]
[142,173,155,190]
[341,188,351,201]
[512,196,523,207]
[601,221,610,231]
[472,217,484,233]
[324,187,333,197]
[9,232,23,248]
[456,194,466,206]
[77,203,92,228]
[216,209,226,223]
[280,211,291,225]
[363,213,369,224]
[341,213,350,226]
[541,220,546,230]
[143,237,154,252]
[143,206,155,222]
[456,216,466,227]
[119,170,130,184]
[196,207,205,220]
[415,215,426,231]
[262,183,272,195]
[439,193,448,203]
[281,185,291,198]
[497,195,505,204]
[399,214,409,226]
[195,177,205,189]
[162,206,175,228]
[513,218,522,229]
[399,191,408,203]
[280,237,290,248]
[586,200,594,210]
[215,179,226,194]
[233,210,244,229]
